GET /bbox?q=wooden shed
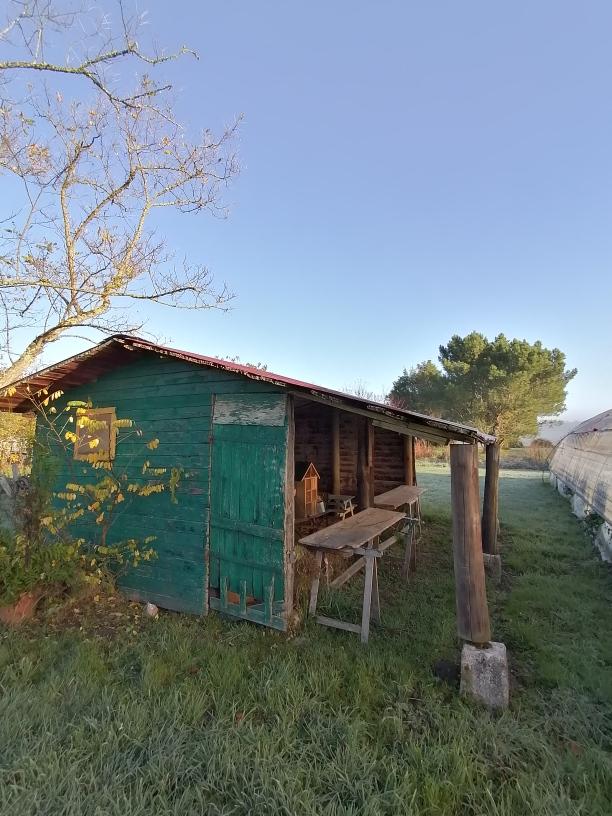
[0,334,496,633]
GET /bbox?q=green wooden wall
[35,353,286,616]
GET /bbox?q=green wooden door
[209,393,289,630]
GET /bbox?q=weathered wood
[265,577,274,623]
[213,393,286,425]
[401,524,414,579]
[284,395,295,617]
[371,559,380,623]
[309,550,324,615]
[374,484,424,510]
[315,615,362,634]
[450,443,491,645]
[411,436,417,485]
[298,507,405,551]
[403,435,414,486]
[361,554,375,643]
[328,534,397,589]
[482,442,500,555]
[332,409,341,494]
[210,516,284,541]
[367,420,375,506]
[357,418,370,510]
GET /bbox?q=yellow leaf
[96,512,105,524]
[88,438,100,449]
[147,438,160,450]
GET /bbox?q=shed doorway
[208,393,289,629]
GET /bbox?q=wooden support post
[360,552,375,643]
[450,443,491,645]
[332,410,341,494]
[265,577,274,623]
[482,442,500,555]
[357,418,372,510]
[401,523,413,580]
[371,559,381,623]
[308,551,324,616]
[403,435,415,486]
[367,420,375,506]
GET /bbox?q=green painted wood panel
[33,353,287,617]
[209,395,288,630]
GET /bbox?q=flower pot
[0,589,43,626]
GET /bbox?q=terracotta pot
[0,589,43,626]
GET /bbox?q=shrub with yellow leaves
[1,393,186,608]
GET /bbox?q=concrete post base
[482,553,502,584]
[460,641,509,709]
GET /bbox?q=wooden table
[374,485,425,577]
[374,484,424,515]
[299,507,406,643]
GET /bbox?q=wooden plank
[329,534,398,589]
[209,596,287,631]
[403,435,415,486]
[295,391,478,443]
[284,395,295,618]
[482,442,500,555]
[299,507,406,551]
[210,516,284,541]
[401,525,414,579]
[361,554,375,644]
[371,559,380,623]
[309,550,324,615]
[332,409,341,494]
[357,418,371,510]
[450,443,491,645]
[374,484,425,510]
[367,421,375,506]
[213,394,286,426]
[315,615,361,634]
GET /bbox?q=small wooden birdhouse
[295,461,320,519]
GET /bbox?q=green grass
[1,467,612,815]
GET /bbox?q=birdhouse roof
[295,461,319,481]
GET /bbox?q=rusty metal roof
[0,334,496,445]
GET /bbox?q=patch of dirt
[23,588,153,640]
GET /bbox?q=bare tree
[0,1,239,388]
[344,379,387,404]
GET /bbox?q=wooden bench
[299,507,406,643]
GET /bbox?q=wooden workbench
[373,484,424,511]
[374,485,425,577]
[299,507,406,643]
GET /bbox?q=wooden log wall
[294,401,406,497]
[374,428,405,493]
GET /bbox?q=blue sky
[47,1,612,420]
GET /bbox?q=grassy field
[1,466,612,815]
